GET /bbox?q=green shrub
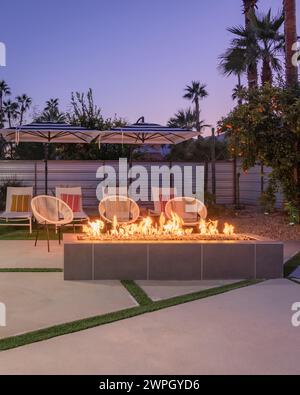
[284,202,300,225]
[259,189,276,214]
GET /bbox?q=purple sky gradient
[0,0,298,134]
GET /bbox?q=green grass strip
[121,280,153,306]
[0,279,262,351]
[284,253,300,277]
[0,268,63,273]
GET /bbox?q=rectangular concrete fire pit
[63,234,283,280]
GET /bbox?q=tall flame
[82,213,236,240]
[223,222,235,236]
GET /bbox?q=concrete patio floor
[0,271,241,337]
[0,240,63,268]
[0,279,298,375]
[136,280,242,300]
[0,273,136,338]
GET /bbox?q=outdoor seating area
[0,0,299,377]
[0,184,210,251]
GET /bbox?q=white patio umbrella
[97,117,201,145]
[1,122,100,194]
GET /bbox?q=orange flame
[83,213,235,240]
[223,223,235,236]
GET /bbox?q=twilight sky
[0,0,298,133]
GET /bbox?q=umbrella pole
[44,143,49,195]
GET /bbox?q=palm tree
[44,98,59,112]
[3,100,18,127]
[168,108,198,130]
[219,47,246,86]
[183,81,208,133]
[225,10,284,87]
[0,80,11,128]
[226,24,260,88]
[219,46,247,104]
[232,84,247,102]
[250,9,285,85]
[283,0,298,86]
[38,98,65,122]
[243,0,259,25]
[16,94,32,125]
[243,0,259,87]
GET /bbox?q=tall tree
[243,0,259,87]
[168,108,198,130]
[222,10,284,87]
[243,0,259,25]
[183,81,208,133]
[283,0,298,86]
[3,100,18,127]
[0,80,11,128]
[250,9,285,85]
[219,46,246,103]
[16,94,32,125]
[38,98,65,122]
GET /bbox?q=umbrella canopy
[97,118,200,145]
[1,121,99,144]
[1,122,100,194]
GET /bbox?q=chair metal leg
[35,224,40,247]
[58,226,61,245]
[46,224,50,252]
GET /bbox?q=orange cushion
[10,195,31,212]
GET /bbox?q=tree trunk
[20,109,23,126]
[243,0,258,26]
[195,98,201,141]
[261,59,272,85]
[284,0,298,87]
[195,98,200,132]
[210,128,216,204]
[243,0,259,88]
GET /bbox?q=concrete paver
[0,273,136,338]
[0,279,299,375]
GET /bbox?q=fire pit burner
[80,214,243,242]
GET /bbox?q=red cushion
[61,194,81,212]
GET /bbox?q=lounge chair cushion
[10,195,31,212]
[60,194,81,212]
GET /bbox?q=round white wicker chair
[99,195,140,225]
[165,196,207,226]
[31,195,74,252]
